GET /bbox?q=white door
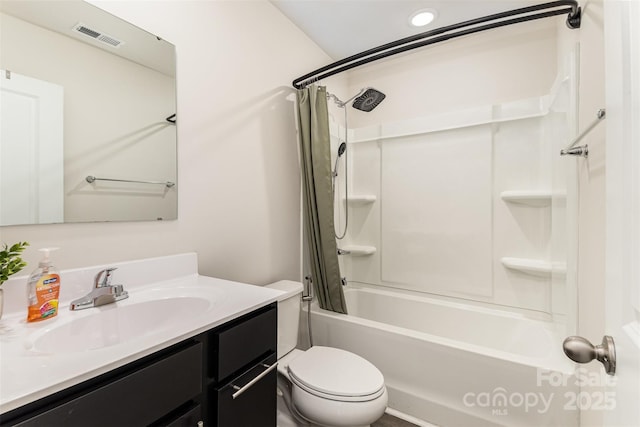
[603,1,640,425]
[0,70,64,225]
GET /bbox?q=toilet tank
[265,280,303,358]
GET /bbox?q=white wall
[0,0,332,285]
[557,1,606,426]
[572,0,606,342]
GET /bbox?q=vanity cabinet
[209,305,278,426]
[0,303,277,427]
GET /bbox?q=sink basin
[32,297,211,353]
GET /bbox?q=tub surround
[336,75,576,316]
[0,253,284,415]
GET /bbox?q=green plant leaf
[0,241,29,286]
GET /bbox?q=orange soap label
[27,274,60,322]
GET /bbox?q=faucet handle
[95,267,117,288]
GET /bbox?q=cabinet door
[10,342,202,427]
[164,404,202,427]
[210,304,277,383]
[214,355,277,427]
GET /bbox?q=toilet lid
[287,346,385,398]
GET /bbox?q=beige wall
[343,19,558,128]
[1,0,331,285]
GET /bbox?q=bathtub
[306,284,580,427]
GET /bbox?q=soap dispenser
[26,248,61,322]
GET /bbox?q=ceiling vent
[72,23,124,48]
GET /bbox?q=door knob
[562,335,616,375]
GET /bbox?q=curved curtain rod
[292,0,581,89]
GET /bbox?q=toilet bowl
[266,281,388,427]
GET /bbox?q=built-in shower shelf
[501,257,566,277]
[339,245,376,256]
[500,190,565,207]
[344,195,377,206]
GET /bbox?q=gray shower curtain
[296,85,347,314]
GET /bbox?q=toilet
[266,280,388,427]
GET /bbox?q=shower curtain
[296,85,347,314]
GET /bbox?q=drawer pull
[231,362,278,400]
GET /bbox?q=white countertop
[0,253,284,414]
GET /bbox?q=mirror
[0,0,177,226]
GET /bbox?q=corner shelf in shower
[501,257,566,277]
[343,195,377,206]
[338,245,377,256]
[500,190,565,207]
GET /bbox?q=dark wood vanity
[0,303,277,427]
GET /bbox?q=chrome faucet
[70,267,128,310]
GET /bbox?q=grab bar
[560,109,606,157]
[86,175,175,188]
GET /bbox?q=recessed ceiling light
[410,9,437,27]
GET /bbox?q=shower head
[352,88,386,112]
[337,142,347,157]
[328,87,386,111]
[333,142,347,178]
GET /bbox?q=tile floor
[371,413,420,427]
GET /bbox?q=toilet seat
[287,346,385,402]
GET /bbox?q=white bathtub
[307,285,580,427]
